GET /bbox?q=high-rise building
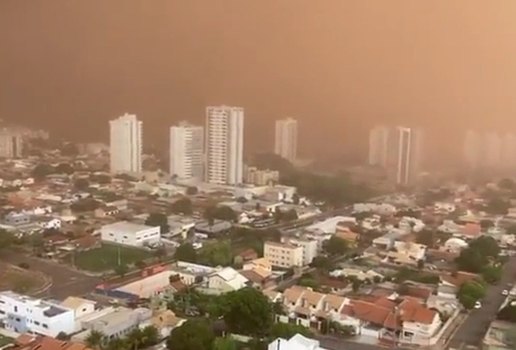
[463,130,516,171]
[169,122,204,181]
[368,126,423,185]
[205,105,244,185]
[274,118,298,162]
[463,130,482,169]
[0,129,23,158]
[109,113,142,174]
[368,126,390,167]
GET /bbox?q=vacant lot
[72,244,153,272]
[0,335,14,347]
[0,263,48,295]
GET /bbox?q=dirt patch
[0,262,50,295]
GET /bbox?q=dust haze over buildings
[3,1,516,167]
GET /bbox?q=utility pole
[117,246,121,266]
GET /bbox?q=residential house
[150,309,186,339]
[264,241,303,268]
[169,261,216,286]
[11,335,94,350]
[205,267,249,294]
[268,334,329,350]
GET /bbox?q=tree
[417,259,425,270]
[457,280,486,309]
[456,236,500,273]
[0,230,14,250]
[498,304,516,323]
[269,323,313,339]
[351,279,362,293]
[292,193,300,205]
[135,260,147,269]
[212,337,237,350]
[140,325,159,347]
[323,236,349,256]
[499,178,515,190]
[469,236,500,258]
[236,197,248,203]
[71,198,101,212]
[507,224,516,236]
[32,163,55,179]
[186,186,198,195]
[85,330,105,350]
[174,243,197,263]
[482,265,502,284]
[283,209,298,222]
[480,220,494,230]
[485,197,510,215]
[167,319,215,350]
[205,206,237,222]
[74,178,90,191]
[115,263,129,277]
[55,163,75,175]
[105,338,128,350]
[197,241,232,267]
[310,256,333,270]
[145,213,170,234]
[170,197,193,215]
[222,287,273,336]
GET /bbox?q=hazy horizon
[3,1,516,165]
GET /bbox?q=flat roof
[101,221,155,232]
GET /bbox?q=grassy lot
[0,334,14,347]
[73,244,153,272]
[0,263,47,294]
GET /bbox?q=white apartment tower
[109,113,142,174]
[169,122,204,180]
[463,130,516,171]
[205,105,244,185]
[0,129,23,158]
[368,126,390,167]
[274,118,298,162]
[368,125,423,186]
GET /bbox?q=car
[474,301,482,309]
[502,290,509,296]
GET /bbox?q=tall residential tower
[109,113,142,174]
[274,118,298,162]
[169,122,204,181]
[205,105,244,185]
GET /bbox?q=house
[150,309,186,339]
[11,335,94,350]
[0,291,75,337]
[206,267,249,294]
[438,271,480,299]
[99,221,161,247]
[94,206,119,218]
[482,320,516,350]
[335,226,360,246]
[385,241,427,266]
[443,237,468,253]
[115,270,180,299]
[268,334,329,350]
[169,261,216,286]
[233,248,258,265]
[60,297,97,332]
[4,211,31,226]
[243,257,272,276]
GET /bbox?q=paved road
[447,256,516,349]
[0,251,100,299]
[318,335,391,350]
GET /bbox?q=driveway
[447,256,516,349]
[0,251,100,299]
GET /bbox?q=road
[0,251,101,299]
[318,335,392,350]
[447,256,516,349]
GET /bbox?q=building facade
[368,126,390,167]
[109,113,142,174]
[0,129,23,158]
[464,130,516,171]
[0,291,75,337]
[274,118,298,162]
[100,221,161,247]
[263,241,303,268]
[169,122,204,180]
[205,105,244,185]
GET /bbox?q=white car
[474,301,482,309]
[502,290,509,296]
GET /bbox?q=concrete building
[80,307,152,340]
[169,122,204,181]
[99,221,160,247]
[109,113,142,174]
[244,166,279,186]
[0,128,23,158]
[274,118,298,162]
[268,334,328,350]
[264,241,303,268]
[463,130,516,171]
[368,126,390,167]
[205,105,244,185]
[0,291,75,337]
[206,267,249,294]
[286,237,318,266]
[463,129,482,169]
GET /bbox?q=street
[0,251,101,299]
[447,256,516,349]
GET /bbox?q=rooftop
[101,221,155,233]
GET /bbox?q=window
[0,310,4,315]
[15,317,21,322]
[42,324,48,329]
[34,321,40,326]
[14,306,17,312]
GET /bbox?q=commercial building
[244,166,279,186]
[79,307,152,340]
[205,105,244,185]
[169,122,204,181]
[274,118,298,162]
[99,221,160,247]
[109,113,142,174]
[0,291,75,337]
[0,128,23,158]
[263,241,303,268]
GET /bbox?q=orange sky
[2,1,516,163]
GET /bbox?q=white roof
[213,267,248,290]
[444,237,468,247]
[268,334,327,350]
[101,221,155,233]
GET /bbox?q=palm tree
[141,326,160,347]
[85,330,105,350]
[105,338,128,350]
[126,328,143,350]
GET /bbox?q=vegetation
[457,280,486,309]
[484,197,510,215]
[70,198,101,212]
[197,241,233,267]
[170,197,193,215]
[498,304,516,323]
[85,326,159,350]
[456,236,502,283]
[212,337,238,350]
[174,243,197,263]
[72,244,153,272]
[230,227,280,256]
[205,205,238,222]
[145,212,169,233]
[167,319,215,350]
[269,322,313,339]
[394,267,440,284]
[74,178,90,191]
[323,236,349,256]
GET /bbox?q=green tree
[141,325,160,346]
[56,332,70,341]
[269,322,313,339]
[212,337,237,350]
[32,163,55,179]
[145,212,170,234]
[469,236,500,258]
[174,243,197,263]
[323,236,349,256]
[485,197,510,215]
[222,287,273,336]
[205,206,238,222]
[457,280,486,309]
[85,330,105,350]
[167,319,215,350]
[105,338,128,350]
[283,209,298,222]
[55,163,75,175]
[482,265,502,284]
[0,230,14,250]
[126,328,143,350]
[74,178,90,191]
[499,178,515,190]
[198,241,232,267]
[310,256,333,270]
[115,263,129,277]
[171,198,193,215]
[498,304,516,323]
[352,279,362,293]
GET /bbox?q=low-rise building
[0,291,75,337]
[268,334,329,350]
[205,267,249,294]
[78,307,152,340]
[264,241,303,268]
[285,237,318,265]
[99,221,161,247]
